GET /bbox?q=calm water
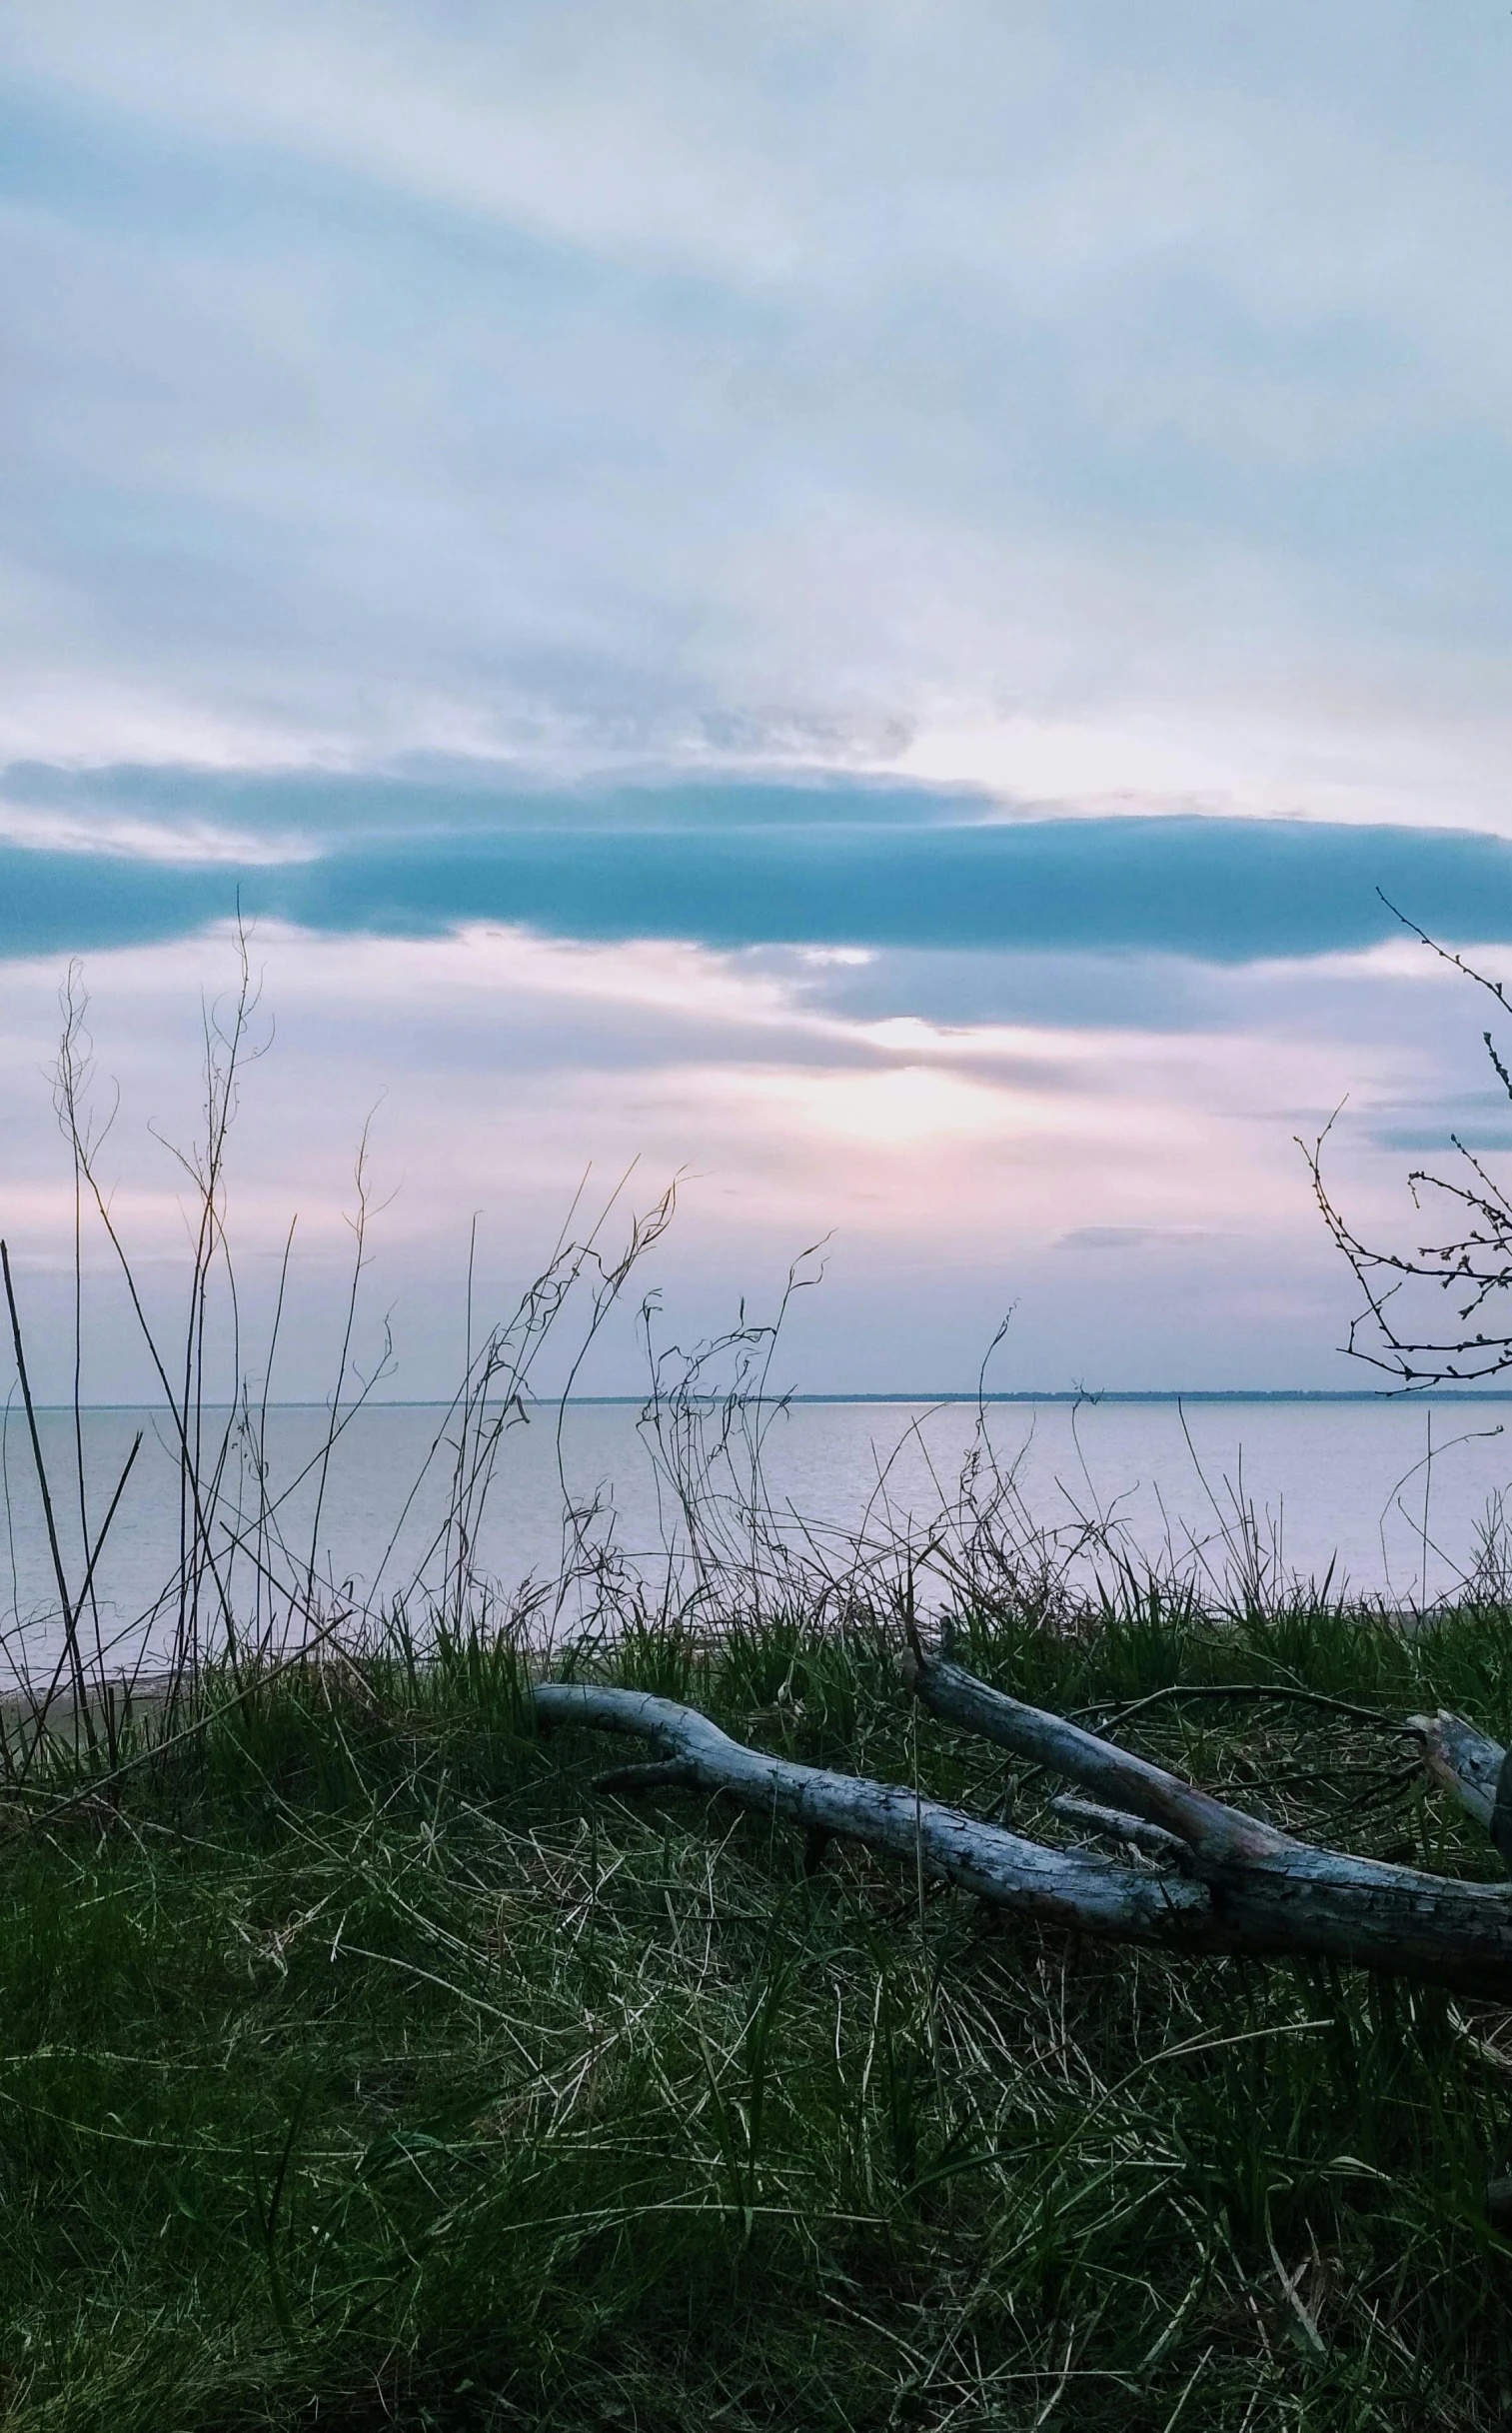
[3,1397,1511,1677]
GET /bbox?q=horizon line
[19,1387,1512,1413]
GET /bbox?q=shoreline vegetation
[5,959,1512,2424]
[5,1584,1512,2428]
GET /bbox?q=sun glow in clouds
[0,903,1468,1398]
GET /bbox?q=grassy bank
[3,1586,1512,2431]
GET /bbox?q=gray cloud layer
[7,784,1512,968]
[2,3,1511,821]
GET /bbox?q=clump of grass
[2,1584,1512,2432]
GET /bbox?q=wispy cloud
[0,796,317,864]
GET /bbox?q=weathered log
[914,1653,1512,1900]
[901,1649,1512,1991]
[1407,1709,1512,1870]
[903,1648,1293,1866]
[532,1663,1512,1998]
[533,1680,1214,1944]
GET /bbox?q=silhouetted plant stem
[0,1237,94,1750]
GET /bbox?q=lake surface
[4,1396,1512,1680]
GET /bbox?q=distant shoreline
[21,1389,1512,1411]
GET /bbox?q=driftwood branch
[533,1657,1512,1998]
[534,1680,1213,1942]
[903,1648,1294,1866]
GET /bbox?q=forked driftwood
[533,1647,1512,1997]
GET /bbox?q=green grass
[4,1588,1512,2430]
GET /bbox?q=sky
[4,1,1512,1399]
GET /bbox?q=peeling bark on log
[532,1662,1512,1998]
[1408,1710,1504,1829]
